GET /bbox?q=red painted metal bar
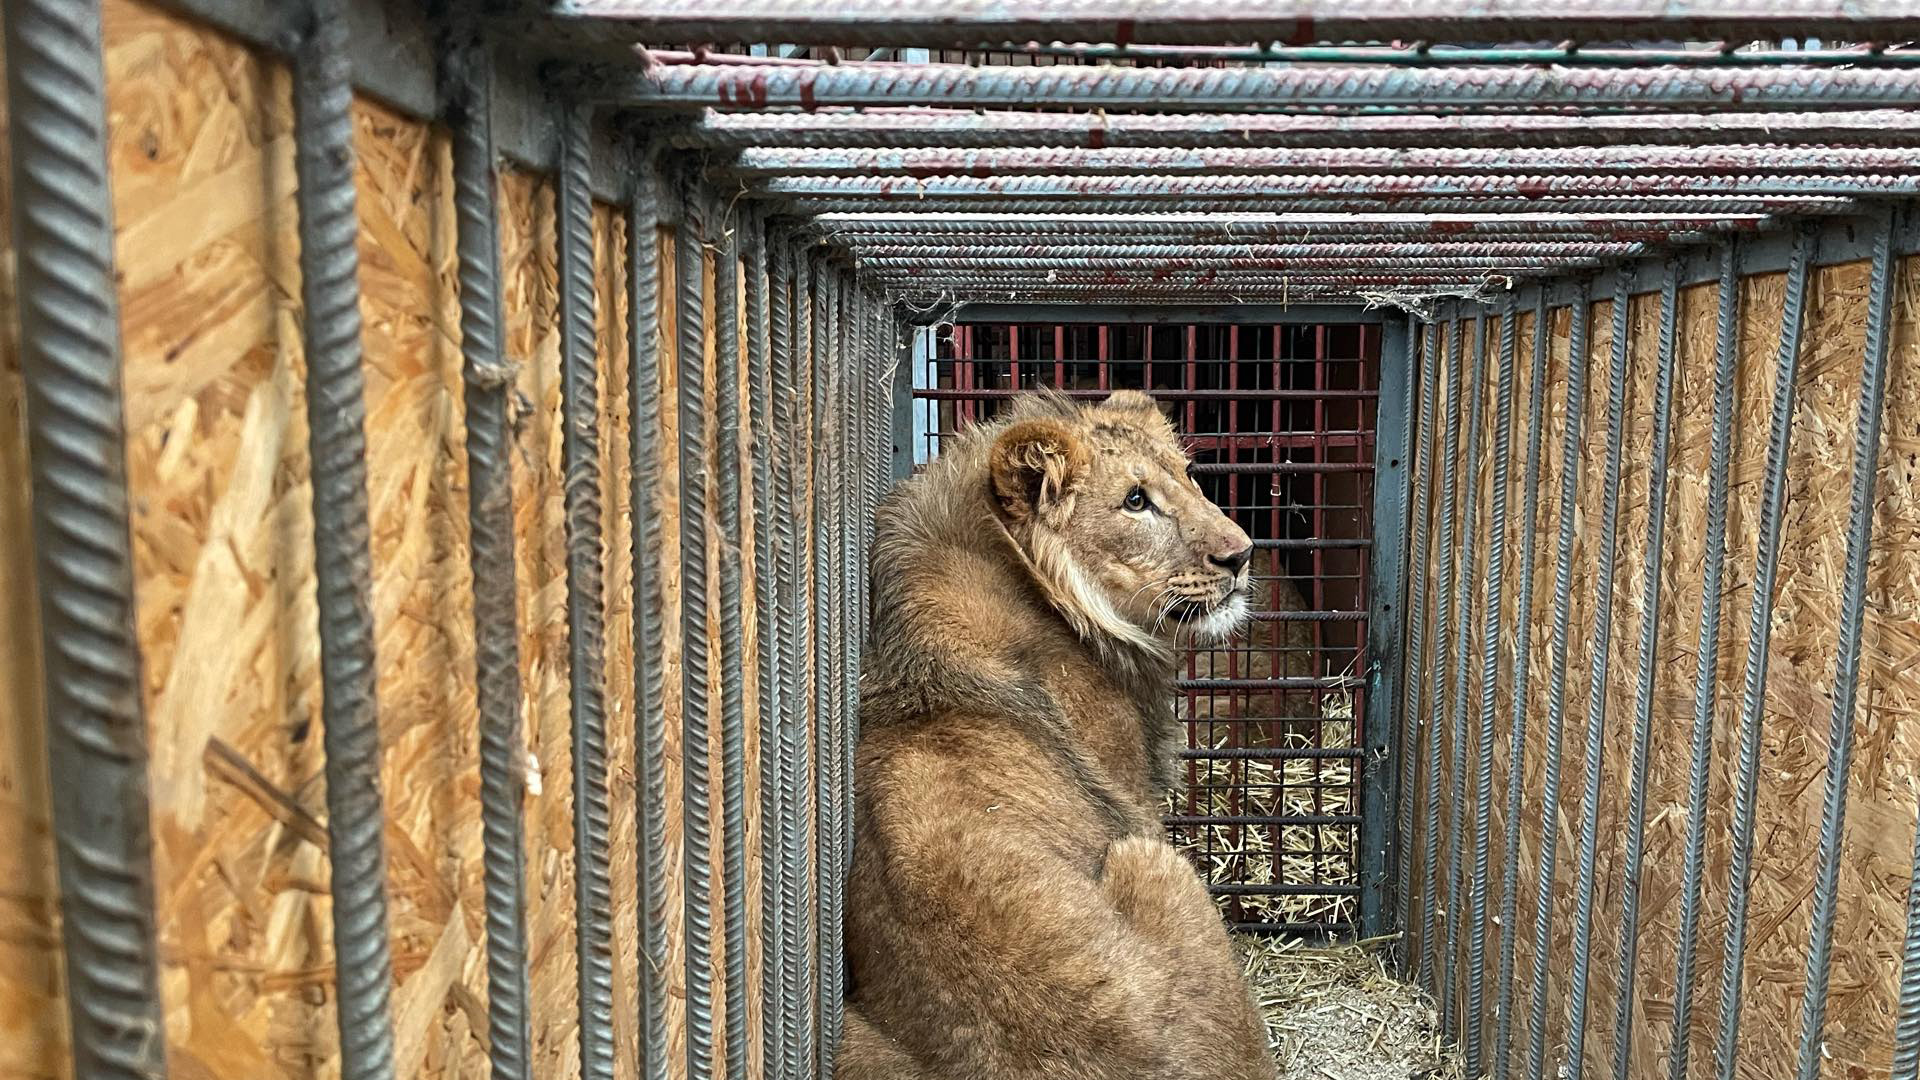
[600,61,1920,113]
[678,107,1920,150]
[732,144,1920,178]
[551,2,1920,48]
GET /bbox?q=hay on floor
[1237,935,1461,1080]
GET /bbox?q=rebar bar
[762,173,1920,200]
[866,255,1609,272]
[852,242,1652,261]
[815,215,1765,244]
[786,244,820,1080]
[786,195,1857,217]
[291,3,398,1076]
[8,2,169,1076]
[1395,318,1441,958]
[1418,315,1465,991]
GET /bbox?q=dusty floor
[1237,935,1462,1080]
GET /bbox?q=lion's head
[984,389,1254,657]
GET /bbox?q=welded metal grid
[920,319,1379,933]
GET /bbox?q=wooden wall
[0,2,784,1077]
[1408,251,1920,1079]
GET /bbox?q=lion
[835,389,1277,1080]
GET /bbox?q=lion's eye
[1124,487,1152,513]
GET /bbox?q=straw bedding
[1237,935,1461,1080]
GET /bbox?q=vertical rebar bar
[1524,281,1594,1080]
[1893,818,1920,1080]
[1563,269,1639,1080]
[1789,215,1894,1080]
[1419,314,1465,990]
[1666,241,1744,1080]
[712,195,752,1080]
[745,214,785,1080]
[1396,319,1441,951]
[443,26,532,1080]
[1609,264,1683,1080]
[1494,292,1553,1080]
[1466,300,1518,1079]
[678,181,717,1080]
[7,3,170,1076]
[555,98,617,1080]
[811,256,839,1079]
[1441,312,1488,1040]
[780,240,819,1080]
[625,157,670,1080]
[290,4,398,1077]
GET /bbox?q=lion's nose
[1210,543,1253,575]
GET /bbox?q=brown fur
[837,390,1275,1080]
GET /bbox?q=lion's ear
[989,419,1090,523]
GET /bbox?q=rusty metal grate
[916,317,1380,934]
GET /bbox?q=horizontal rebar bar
[679,108,1920,150]
[733,144,1920,179]
[815,214,1764,243]
[596,61,1920,113]
[868,255,1607,272]
[783,195,1857,217]
[549,2,1920,48]
[762,173,1920,199]
[854,242,1651,261]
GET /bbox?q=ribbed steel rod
[911,288,1480,303]
[762,173,1920,200]
[8,2,168,1076]
[548,2,1920,48]
[1898,822,1920,1080]
[1395,319,1442,956]
[816,215,1765,240]
[786,196,1858,217]
[810,256,840,1080]
[1563,269,1639,1080]
[1465,300,1517,1080]
[765,228,804,1080]
[1440,313,1488,1041]
[891,274,1517,288]
[678,182,718,1080]
[599,60,1920,113]
[443,27,533,1080]
[556,99,617,1080]
[733,144,1920,179]
[869,256,1607,273]
[1789,215,1894,1080]
[1665,241,1745,1080]
[1524,282,1595,1080]
[744,216,786,1080]
[1608,263,1682,1080]
[1492,291,1553,1080]
[1712,228,1817,1080]
[710,196,752,1080]
[626,160,671,1080]
[680,107,1920,150]
[852,243,1652,261]
[1418,315,1466,991]
[292,3,399,1077]
[785,244,819,1080]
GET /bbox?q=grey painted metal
[1665,241,1744,1080]
[734,144,1920,180]
[678,183,718,1080]
[1440,313,1489,1040]
[1608,264,1683,1080]
[291,4,399,1077]
[711,198,751,1080]
[1418,316,1465,991]
[745,217,786,1080]
[786,195,1859,218]
[556,100,617,1080]
[1493,292,1553,1080]
[7,2,169,1076]
[546,2,1920,47]
[787,245,821,1080]
[1790,215,1895,1080]
[625,161,671,1080]
[1394,319,1441,951]
[811,256,840,1079]
[683,108,1920,151]
[1524,282,1594,1080]
[1360,315,1412,941]
[1465,300,1518,1079]
[765,174,1920,201]
[1563,270,1639,1079]
[443,27,534,1080]
[1711,228,1817,1080]
[817,217,1767,243]
[598,60,1920,113]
